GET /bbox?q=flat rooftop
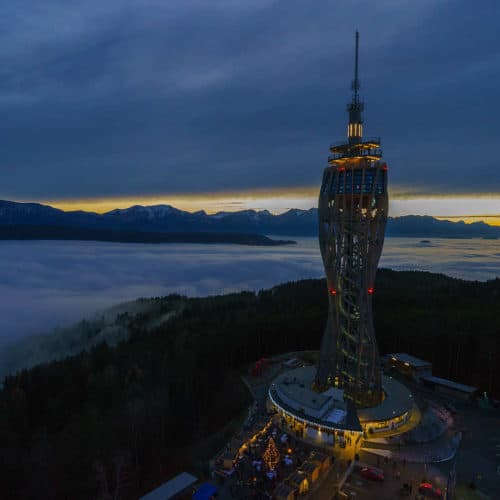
[357,376,415,423]
[388,353,432,368]
[270,368,415,430]
[274,482,296,497]
[140,472,197,500]
[421,375,477,393]
[269,366,361,431]
[272,366,332,412]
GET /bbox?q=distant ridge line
[0,200,499,239]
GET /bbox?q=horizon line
[3,194,500,226]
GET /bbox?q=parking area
[342,474,386,499]
[445,405,500,498]
[337,457,448,500]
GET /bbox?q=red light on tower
[368,287,374,294]
[329,288,337,296]
[382,164,388,171]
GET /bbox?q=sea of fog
[1,237,499,345]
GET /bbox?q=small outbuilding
[386,353,432,380]
[421,375,478,400]
[299,460,321,483]
[274,482,296,500]
[220,451,235,470]
[286,470,309,495]
[140,472,197,500]
[309,450,331,473]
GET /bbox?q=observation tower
[315,31,388,408]
[267,32,417,451]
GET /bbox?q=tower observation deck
[315,31,388,408]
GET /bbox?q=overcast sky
[1,0,499,215]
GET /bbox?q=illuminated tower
[315,31,388,408]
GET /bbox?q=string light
[262,437,280,471]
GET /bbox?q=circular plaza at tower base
[268,366,417,449]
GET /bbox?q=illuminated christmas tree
[263,437,280,471]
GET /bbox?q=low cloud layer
[0,238,499,346]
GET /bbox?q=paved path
[306,459,354,500]
[449,406,500,498]
[362,429,462,463]
[356,452,448,500]
[307,465,341,500]
[309,456,448,500]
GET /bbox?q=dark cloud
[0,0,499,199]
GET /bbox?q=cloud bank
[0,238,499,347]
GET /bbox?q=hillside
[0,270,499,498]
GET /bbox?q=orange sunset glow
[42,188,500,226]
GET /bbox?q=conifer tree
[263,437,280,471]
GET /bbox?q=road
[447,405,500,498]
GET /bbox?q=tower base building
[268,364,417,451]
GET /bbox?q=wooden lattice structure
[315,32,388,408]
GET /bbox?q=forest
[0,269,499,498]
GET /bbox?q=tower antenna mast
[352,30,360,103]
[347,30,364,143]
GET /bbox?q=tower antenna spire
[347,30,364,142]
[353,30,360,103]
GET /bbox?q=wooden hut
[286,470,309,495]
[274,482,296,500]
[309,450,331,473]
[299,460,321,483]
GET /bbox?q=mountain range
[0,199,499,239]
